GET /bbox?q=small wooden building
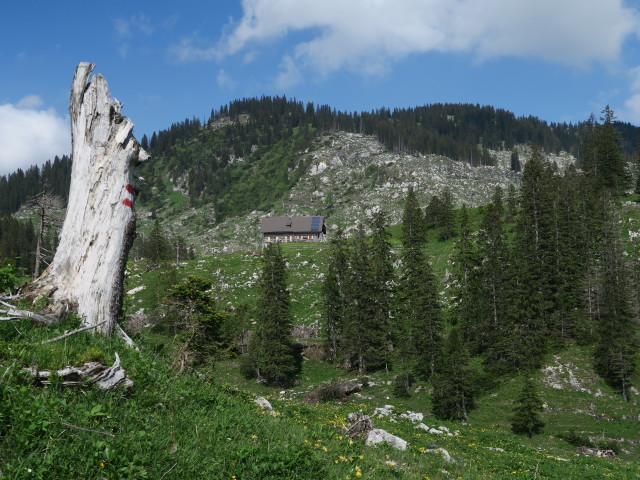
[260,216,326,244]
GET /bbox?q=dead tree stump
[27,62,148,336]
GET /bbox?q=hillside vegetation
[1,100,639,479]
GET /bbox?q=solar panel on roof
[310,216,321,231]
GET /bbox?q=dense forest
[2,100,640,222]
[137,98,640,223]
[315,112,639,418]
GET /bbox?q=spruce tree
[450,205,482,343]
[341,224,382,373]
[471,190,510,360]
[164,275,223,370]
[592,199,638,400]
[396,189,443,386]
[510,377,545,438]
[401,187,425,248]
[431,328,475,420]
[506,183,519,221]
[496,147,555,371]
[581,107,630,195]
[438,188,456,241]
[243,243,300,386]
[143,219,172,270]
[323,230,349,363]
[367,210,394,371]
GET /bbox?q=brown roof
[260,216,325,234]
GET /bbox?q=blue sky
[1,0,640,175]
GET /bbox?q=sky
[1,0,640,175]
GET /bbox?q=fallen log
[25,352,133,391]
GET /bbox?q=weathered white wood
[28,63,148,335]
[25,352,133,390]
[0,300,58,325]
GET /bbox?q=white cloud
[114,14,154,38]
[180,0,640,85]
[622,66,640,124]
[16,94,44,109]
[623,93,640,124]
[0,103,70,176]
[275,55,302,89]
[217,69,236,89]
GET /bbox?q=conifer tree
[341,224,382,373]
[581,107,630,195]
[431,328,475,420]
[164,275,223,370]
[242,243,300,386]
[471,190,510,360]
[497,147,555,370]
[593,199,638,400]
[438,188,457,241]
[551,167,589,340]
[401,187,425,248]
[368,210,394,371]
[506,183,519,221]
[396,189,443,387]
[450,205,482,343]
[323,230,349,362]
[143,218,172,269]
[510,377,545,438]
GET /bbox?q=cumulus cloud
[16,94,44,109]
[623,66,640,124]
[217,69,236,89]
[114,14,154,38]
[0,101,70,176]
[175,0,640,83]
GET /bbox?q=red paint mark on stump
[125,184,135,195]
[122,198,133,208]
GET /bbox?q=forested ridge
[1,100,639,276]
[136,98,640,222]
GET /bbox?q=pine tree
[438,188,456,241]
[471,191,510,360]
[163,275,223,371]
[401,187,425,248]
[367,210,394,371]
[593,199,638,400]
[450,205,482,342]
[510,377,545,438]
[496,147,555,371]
[431,328,475,420]
[342,225,379,373]
[242,243,300,386]
[396,189,443,386]
[581,107,630,195]
[323,230,349,362]
[143,219,172,269]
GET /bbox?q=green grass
[2,319,638,479]
[8,203,636,479]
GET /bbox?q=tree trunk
[27,62,148,335]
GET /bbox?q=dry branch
[41,320,107,344]
[0,300,58,325]
[59,421,115,438]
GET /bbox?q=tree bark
[27,62,148,335]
